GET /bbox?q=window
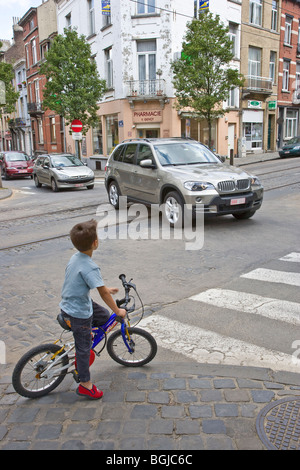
[92,122,103,154]
[136,144,154,165]
[106,115,119,155]
[66,13,72,30]
[296,63,300,91]
[248,46,261,77]
[137,40,156,94]
[284,16,293,45]
[228,87,237,108]
[34,79,40,103]
[123,144,137,164]
[283,60,290,91]
[269,51,276,84]
[31,38,37,65]
[229,23,238,58]
[137,0,155,14]
[105,48,113,88]
[38,119,44,144]
[271,1,278,31]
[243,122,263,149]
[50,117,56,143]
[88,0,95,35]
[249,0,262,27]
[285,109,298,138]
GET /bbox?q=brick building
[19,1,64,156]
[277,0,300,147]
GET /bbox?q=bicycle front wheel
[107,327,157,367]
[12,343,69,398]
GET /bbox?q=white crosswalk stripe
[143,252,300,372]
[142,314,300,372]
[241,268,300,287]
[190,289,300,326]
[280,252,300,263]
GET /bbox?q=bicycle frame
[40,313,133,380]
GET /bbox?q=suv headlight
[250,177,261,186]
[184,181,215,191]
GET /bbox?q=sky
[0,0,44,42]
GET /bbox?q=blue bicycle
[12,275,157,398]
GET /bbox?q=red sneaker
[76,384,103,400]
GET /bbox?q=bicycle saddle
[57,313,72,331]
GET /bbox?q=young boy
[60,219,126,400]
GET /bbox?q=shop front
[242,109,263,152]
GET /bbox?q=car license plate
[19,170,27,173]
[284,151,290,154]
[75,183,83,187]
[230,197,246,206]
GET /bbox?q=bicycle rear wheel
[107,327,157,367]
[12,343,69,398]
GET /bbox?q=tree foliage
[40,28,107,134]
[0,61,19,115]
[171,11,244,148]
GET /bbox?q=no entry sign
[71,119,83,132]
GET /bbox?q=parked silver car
[105,138,263,226]
[33,154,94,191]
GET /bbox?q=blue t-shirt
[59,252,104,318]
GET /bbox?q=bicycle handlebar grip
[119,274,126,285]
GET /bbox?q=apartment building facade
[55,0,243,161]
[277,0,300,147]
[19,0,64,156]
[240,0,281,153]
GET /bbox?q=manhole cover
[256,397,300,450]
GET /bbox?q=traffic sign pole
[71,120,83,159]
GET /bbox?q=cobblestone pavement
[1,361,300,451]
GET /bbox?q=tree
[171,11,244,149]
[40,28,107,136]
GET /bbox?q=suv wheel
[108,181,121,209]
[163,191,184,228]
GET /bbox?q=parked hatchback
[0,151,34,179]
[279,136,300,158]
[33,153,95,191]
[105,138,263,227]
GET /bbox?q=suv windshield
[153,142,220,166]
[51,155,83,168]
[6,153,28,162]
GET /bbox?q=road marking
[280,252,300,263]
[190,289,300,326]
[142,314,300,372]
[241,268,300,287]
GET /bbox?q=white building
[55,0,241,162]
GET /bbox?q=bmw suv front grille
[218,179,250,193]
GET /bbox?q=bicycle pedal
[72,369,80,383]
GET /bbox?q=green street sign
[268,100,276,110]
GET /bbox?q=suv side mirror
[140,159,156,169]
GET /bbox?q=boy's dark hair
[70,219,98,252]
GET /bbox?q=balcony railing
[27,101,44,114]
[126,79,166,98]
[243,75,273,94]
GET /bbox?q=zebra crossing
[142,252,300,373]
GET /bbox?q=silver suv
[105,138,263,226]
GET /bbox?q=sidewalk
[0,360,300,450]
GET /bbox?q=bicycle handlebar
[116,274,136,314]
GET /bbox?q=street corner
[0,188,13,200]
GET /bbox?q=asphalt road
[0,157,300,372]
